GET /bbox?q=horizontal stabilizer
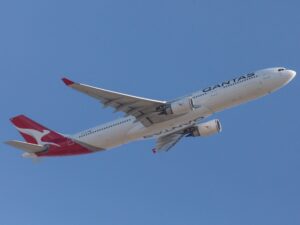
[5,140,47,153]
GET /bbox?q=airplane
[5,67,296,158]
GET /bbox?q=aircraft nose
[286,70,296,82]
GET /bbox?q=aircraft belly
[128,109,211,140]
[84,126,131,150]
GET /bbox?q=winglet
[62,77,75,86]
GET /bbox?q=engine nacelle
[190,119,222,137]
[164,98,193,115]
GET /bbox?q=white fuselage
[73,68,296,150]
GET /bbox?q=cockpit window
[278,68,285,72]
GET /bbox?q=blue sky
[1,0,299,224]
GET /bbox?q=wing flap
[5,140,48,153]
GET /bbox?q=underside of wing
[153,132,186,153]
[62,78,178,126]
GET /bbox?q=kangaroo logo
[16,127,61,147]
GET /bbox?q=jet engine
[188,119,222,137]
[161,98,193,115]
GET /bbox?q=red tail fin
[10,115,65,145]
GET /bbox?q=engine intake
[189,119,222,137]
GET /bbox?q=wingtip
[62,77,75,86]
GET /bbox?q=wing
[153,132,186,153]
[62,78,173,126]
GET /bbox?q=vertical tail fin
[10,115,65,145]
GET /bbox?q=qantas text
[202,73,256,93]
